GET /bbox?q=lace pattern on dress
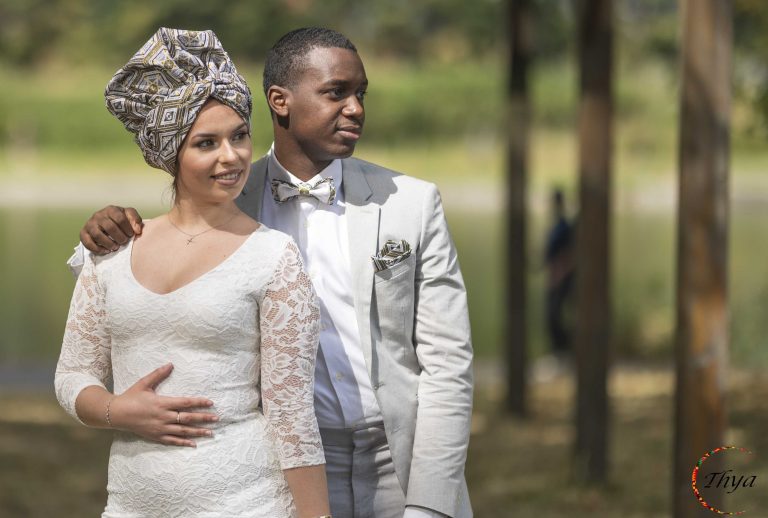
[260,240,325,469]
[54,253,113,424]
[54,230,323,516]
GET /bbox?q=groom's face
[283,46,368,163]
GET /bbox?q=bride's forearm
[74,385,115,428]
[283,464,331,518]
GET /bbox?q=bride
[54,28,330,518]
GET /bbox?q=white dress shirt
[261,148,383,431]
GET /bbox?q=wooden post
[673,1,731,516]
[574,0,612,482]
[506,0,531,416]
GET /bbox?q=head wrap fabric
[105,28,252,175]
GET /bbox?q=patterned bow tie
[270,177,336,205]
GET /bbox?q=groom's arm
[407,183,474,517]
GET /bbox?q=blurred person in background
[544,188,575,359]
[55,28,330,518]
[73,27,474,518]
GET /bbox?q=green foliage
[363,59,503,144]
[734,0,768,136]
[0,58,505,151]
[0,0,504,68]
[531,0,575,61]
[619,0,678,64]
[2,0,768,136]
[0,0,63,64]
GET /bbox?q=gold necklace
[167,212,238,245]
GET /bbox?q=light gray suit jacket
[237,156,474,518]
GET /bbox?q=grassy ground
[2,363,766,517]
[467,363,768,517]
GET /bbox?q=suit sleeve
[406,183,474,516]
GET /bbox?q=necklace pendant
[186,237,194,245]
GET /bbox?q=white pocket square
[371,239,411,272]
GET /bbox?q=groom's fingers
[124,207,144,235]
[80,227,112,255]
[106,207,138,241]
[96,215,131,248]
[83,206,129,250]
[99,205,133,240]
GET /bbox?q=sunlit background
[1,0,767,516]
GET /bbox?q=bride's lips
[211,170,243,186]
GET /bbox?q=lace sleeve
[259,240,324,469]
[54,253,113,425]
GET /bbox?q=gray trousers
[320,424,406,518]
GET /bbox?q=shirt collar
[267,144,343,193]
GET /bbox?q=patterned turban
[105,28,252,175]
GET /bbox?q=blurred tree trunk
[574,0,612,483]
[506,0,532,416]
[673,1,731,516]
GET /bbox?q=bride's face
[174,99,252,204]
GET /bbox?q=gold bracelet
[105,396,116,428]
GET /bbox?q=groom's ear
[267,86,290,118]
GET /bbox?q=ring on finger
[176,411,181,424]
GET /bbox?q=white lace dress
[55,225,324,518]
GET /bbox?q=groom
[74,27,473,518]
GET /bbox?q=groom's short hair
[262,27,357,96]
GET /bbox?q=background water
[2,194,766,372]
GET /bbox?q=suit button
[335,372,343,381]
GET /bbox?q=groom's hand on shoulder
[81,205,144,254]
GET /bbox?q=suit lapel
[236,156,268,220]
[343,159,380,369]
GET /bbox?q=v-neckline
[127,225,263,297]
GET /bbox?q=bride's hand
[109,363,218,447]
